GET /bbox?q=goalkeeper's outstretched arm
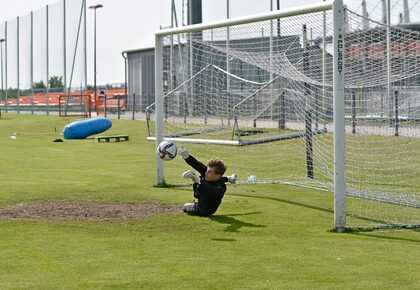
[178,148,207,175]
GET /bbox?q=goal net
[151,0,420,230]
[58,94,91,117]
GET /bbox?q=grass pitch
[0,113,419,289]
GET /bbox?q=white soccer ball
[157,141,177,161]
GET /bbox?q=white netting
[343,9,420,228]
[150,6,420,229]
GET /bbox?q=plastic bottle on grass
[247,173,256,183]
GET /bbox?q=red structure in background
[94,89,127,116]
[58,94,92,117]
[0,89,127,117]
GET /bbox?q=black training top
[185,155,227,216]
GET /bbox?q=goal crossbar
[155,1,334,37]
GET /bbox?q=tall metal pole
[0,39,4,96]
[226,0,230,125]
[89,4,103,115]
[0,38,4,118]
[83,0,87,103]
[402,0,410,23]
[188,0,194,117]
[303,24,313,179]
[270,0,274,121]
[277,0,280,37]
[31,11,34,114]
[170,0,174,92]
[63,0,67,92]
[17,16,20,114]
[387,0,391,125]
[4,21,7,112]
[362,0,369,30]
[121,52,127,120]
[322,0,327,130]
[382,0,387,24]
[46,5,50,115]
[94,8,97,109]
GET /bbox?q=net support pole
[394,90,399,137]
[351,91,356,134]
[333,0,346,232]
[155,35,165,186]
[303,24,314,179]
[279,91,285,129]
[269,1,274,121]
[386,0,392,126]
[226,0,231,126]
[322,1,327,131]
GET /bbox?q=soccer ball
[157,141,177,161]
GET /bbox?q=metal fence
[0,0,87,115]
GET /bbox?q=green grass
[0,113,419,289]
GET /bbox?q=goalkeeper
[178,147,237,216]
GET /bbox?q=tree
[7,87,17,99]
[49,76,63,88]
[33,80,46,89]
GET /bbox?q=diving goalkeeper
[178,148,237,216]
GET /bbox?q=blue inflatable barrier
[63,117,112,139]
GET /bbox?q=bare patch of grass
[0,201,181,221]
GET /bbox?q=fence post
[117,95,121,119]
[132,93,136,120]
[104,93,107,118]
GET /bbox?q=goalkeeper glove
[178,147,190,159]
[182,170,200,184]
[227,174,237,184]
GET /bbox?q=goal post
[332,0,346,232]
[155,34,165,185]
[58,93,91,117]
[154,0,346,231]
[153,0,420,230]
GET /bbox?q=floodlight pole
[3,21,7,113]
[46,5,50,115]
[89,4,103,115]
[17,16,20,114]
[0,38,4,118]
[30,11,34,115]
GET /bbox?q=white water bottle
[247,173,256,183]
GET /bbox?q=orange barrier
[0,89,126,110]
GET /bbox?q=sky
[0,0,419,86]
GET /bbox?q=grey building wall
[126,48,155,112]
